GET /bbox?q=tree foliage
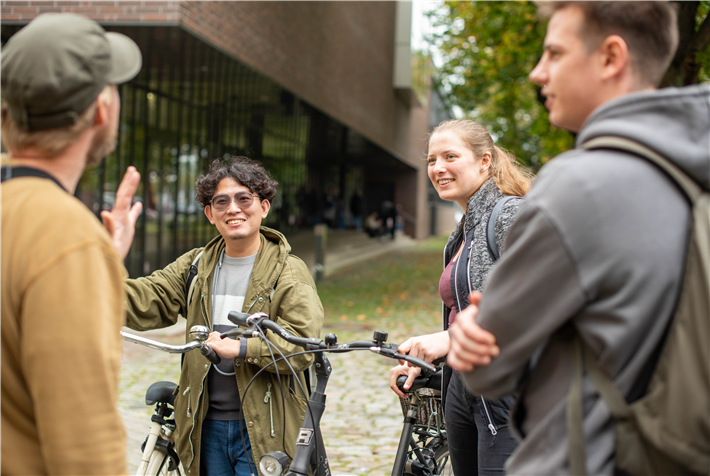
[662,1,710,86]
[430,1,710,170]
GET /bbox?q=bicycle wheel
[432,440,452,476]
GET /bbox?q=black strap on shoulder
[1,165,67,192]
[185,251,203,305]
[487,196,519,261]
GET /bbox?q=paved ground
[286,229,414,278]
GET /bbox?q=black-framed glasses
[210,192,258,211]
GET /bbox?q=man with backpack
[123,156,324,475]
[444,2,709,475]
[1,14,143,473]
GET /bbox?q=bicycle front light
[259,451,289,476]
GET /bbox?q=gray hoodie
[462,84,710,475]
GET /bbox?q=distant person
[380,200,396,240]
[350,190,365,230]
[447,3,709,475]
[124,156,324,475]
[390,119,531,476]
[323,188,336,228]
[1,13,142,474]
[364,211,384,238]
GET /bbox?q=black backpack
[487,195,520,261]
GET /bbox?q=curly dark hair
[195,156,278,208]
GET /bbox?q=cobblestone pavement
[119,323,405,475]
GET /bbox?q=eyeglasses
[210,192,258,211]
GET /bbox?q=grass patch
[316,234,450,344]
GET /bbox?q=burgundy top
[439,258,458,326]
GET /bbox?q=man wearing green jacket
[125,156,324,476]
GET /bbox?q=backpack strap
[568,334,635,476]
[1,165,67,192]
[487,196,519,261]
[580,137,702,203]
[580,136,709,281]
[186,250,204,305]
[571,136,708,475]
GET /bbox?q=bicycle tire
[432,440,452,476]
[145,449,182,476]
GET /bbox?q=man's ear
[204,205,215,224]
[93,88,112,126]
[260,199,271,219]
[599,34,630,82]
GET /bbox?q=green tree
[662,1,710,85]
[430,1,710,169]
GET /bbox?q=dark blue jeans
[200,419,253,476]
[445,372,518,476]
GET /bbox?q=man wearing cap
[1,14,142,474]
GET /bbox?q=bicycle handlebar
[224,311,436,373]
[120,330,221,365]
[200,345,221,365]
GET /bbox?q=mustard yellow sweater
[2,158,127,474]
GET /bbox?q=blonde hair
[0,86,112,157]
[428,119,532,196]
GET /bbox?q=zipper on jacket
[183,386,191,417]
[453,233,474,313]
[480,397,498,436]
[460,230,497,437]
[453,225,468,313]
[466,240,474,296]
[442,246,448,331]
[187,370,210,467]
[453,254,464,313]
[264,383,275,437]
[199,295,210,328]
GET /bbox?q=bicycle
[393,370,451,476]
[222,311,447,476]
[120,325,220,476]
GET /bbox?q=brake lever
[394,352,437,373]
[220,328,248,339]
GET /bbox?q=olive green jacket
[125,227,324,475]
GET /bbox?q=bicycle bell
[189,325,210,342]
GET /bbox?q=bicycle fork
[265,352,332,476]
[392,398,418,476]
[392,394,434,476]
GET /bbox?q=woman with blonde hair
[390,119,531,475]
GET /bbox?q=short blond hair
[0,85,113,157]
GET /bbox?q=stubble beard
[86,122,118,166]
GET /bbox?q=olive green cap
[1,13,142,131]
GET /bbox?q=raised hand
[100,166,142,260]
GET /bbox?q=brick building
[1,1,447,277]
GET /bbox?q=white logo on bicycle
[296,428,314,446]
